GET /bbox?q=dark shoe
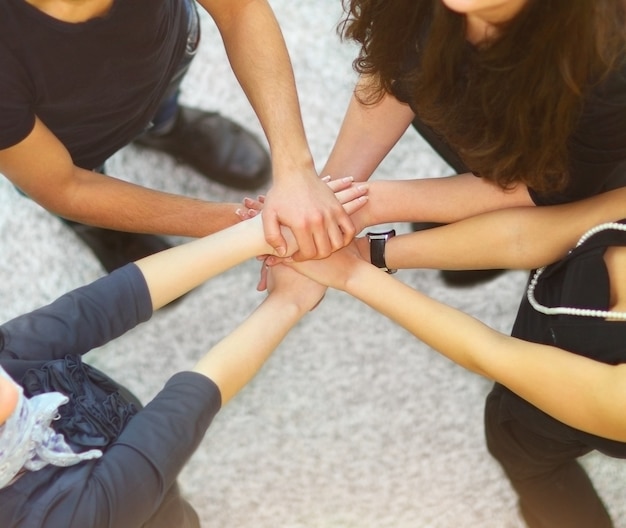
[135,106,271,190]
[411,222,505,286]
[440,268,505,286]
[63,221,172,273]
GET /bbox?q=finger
[325,221,350,253]
[235,208,257,220]
[334,183,368,205]
[262,210,287,257]
[244,197,264,211]
[256,261,269,291]
[323,175,354,193]
[291,228,317,261]
[309,227,333,260]
[342,194,369,217]
[264,255,289,266]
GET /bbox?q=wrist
[365,229,397,274]
[236,214,270,256]
[265,290,310,319]
[270,149,316,182]
[355,236,370,262]
[344,259,373,297]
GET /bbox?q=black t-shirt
[392,37,626,205]
[0,0,188,169]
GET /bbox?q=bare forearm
[383,186,626,271]
[345,262,626,440]
[360,176,533,227]
[0,119,242,237]
[345,262,502,370]
[135,215,271,309]
[192,292,305,405]
[44,168,241,237]
[202,0,315,178]
[322,88,416,182]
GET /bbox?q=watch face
[366,230,395,240]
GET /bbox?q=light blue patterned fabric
[0,366,102,489]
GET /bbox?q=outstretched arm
[321,78,417,183]
[355,186,626,272]
[322,75,533,222]
[135,178,366,309]
[289,245,626,442]
[198,0,354,260]
[191,264,325,405]
[0,117,241,236]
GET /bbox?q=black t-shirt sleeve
[0,44,36,150]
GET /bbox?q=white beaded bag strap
[527,222,626,320]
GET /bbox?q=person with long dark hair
[0,0,354,276]
[311,0,626,283]
[297,1,626,525]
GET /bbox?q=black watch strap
[366,229,397,274]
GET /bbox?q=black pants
[484,384,615,528]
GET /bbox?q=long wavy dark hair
[340,0,626,192]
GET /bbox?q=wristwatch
[366,229,397,274]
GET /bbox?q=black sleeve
[530,64,626,205]
[0,264,152,363]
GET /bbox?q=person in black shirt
[318,0,626,284]
[0,0,356,274]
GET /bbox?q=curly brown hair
[339,0,626,192]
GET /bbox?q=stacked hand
[239,175,371,300]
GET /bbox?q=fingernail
[321,175,331,182]
[248,209,257,217]
[342,176,354,182]
[276,247,286,257]
[357,183,369,191]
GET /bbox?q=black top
[391,34,626,205]
[0,264,222,527]
[508,222,626,458]
[0,0,189,169]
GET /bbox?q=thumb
[262,209,287,257]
